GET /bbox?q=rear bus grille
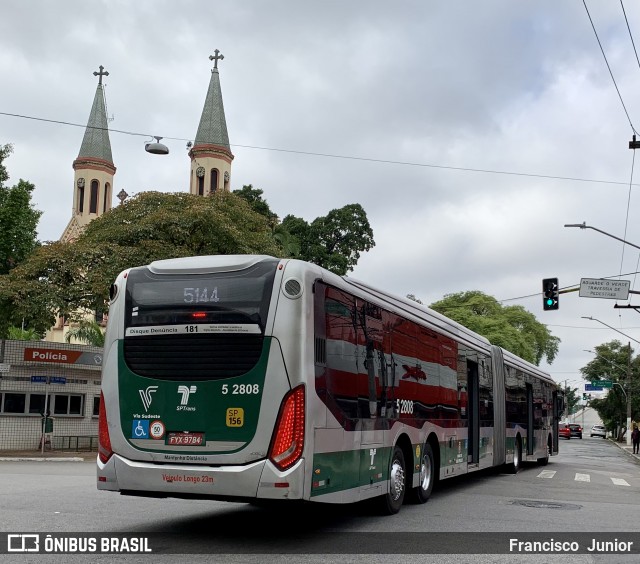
[124,334,263,380]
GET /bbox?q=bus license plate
[167,432,204,446]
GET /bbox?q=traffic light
[582,393,587,400]
[542,277,559,310]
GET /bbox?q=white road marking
[574,473,590,482]
[537,470,556,479]
[611,477,630,486]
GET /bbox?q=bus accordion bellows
[97,254,562,514]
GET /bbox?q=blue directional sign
[30,376,47,383]
[50,376,66,385]
[585,383,603,391]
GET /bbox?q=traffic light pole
[565,223,639,441]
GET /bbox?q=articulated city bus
[97,255,561,514]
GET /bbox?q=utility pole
[627,342,632,446]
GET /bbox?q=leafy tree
[282,204,375,275]
[429,290,560,365]
[234,186,375,275]
[406,294,423,304]
[0,144,43,337]
[233,185,279,228]
[563,384,580,416]
[580,340,640,439]
[0,191,283,332]
[7,325,41,341]
[65,319,105,347]
[0,144,42,275]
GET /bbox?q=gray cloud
[3,0,640,387]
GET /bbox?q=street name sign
[585,383,603,391]
[579,278,630,300]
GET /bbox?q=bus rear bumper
[97,454,304,501]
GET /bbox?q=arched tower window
[89,180,99,214]
[77,186,85,213]
[210,169,219,194]
[197,176,205,196]
[103,182,111,213]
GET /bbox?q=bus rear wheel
[410,442,435,504]
[379,445,406,514]
[508,437,522,474]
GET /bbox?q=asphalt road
[0,436,639,563]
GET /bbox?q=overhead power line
[1,110,638,188]
[583,0,638,134]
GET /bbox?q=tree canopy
[0,144,42,337]
[234,185,375,275]
[0,171,376,336]
[0,143,42,275]
[282,204,375,274]
[581,340,640,437]
[0,191,282,336]
[563,384,580,416]
[429,290,560,365]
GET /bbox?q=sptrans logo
[139,386,158,411]
[177,385,197,411]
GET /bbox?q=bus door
[358,301,388,497]
[526,384,534,456]
[467,360,480,465]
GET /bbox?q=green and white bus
[97,255,561,514]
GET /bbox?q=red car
[568,423,583,439]
[559,423,571,440]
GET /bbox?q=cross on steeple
[93,65,109,85]
[209,50,224,69]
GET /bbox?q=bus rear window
[124,259,278,334]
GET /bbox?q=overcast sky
[3,1,640,391]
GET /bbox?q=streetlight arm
[581,316,640,346]
[583,349,630,374]
[612,382,628,400]
[565,222,640,252]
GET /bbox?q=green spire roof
[194,51,230,149]
[78,66,113,163]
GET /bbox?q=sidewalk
[0,449,95,462]
[612,440,640,461]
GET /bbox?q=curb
[0,456,86,462]
[610,440,640,460]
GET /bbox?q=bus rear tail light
[98,392,113,464]
[268,385,305,471]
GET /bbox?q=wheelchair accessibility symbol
[132,419,150,439]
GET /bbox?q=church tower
[60,65,116,242]
[189,50,234,196]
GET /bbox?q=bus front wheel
[379,445,406,514]
[409,442,435,504]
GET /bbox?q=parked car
[559,423,571,440]
[568,424,583,439]
[590,424,607,438]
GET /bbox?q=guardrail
[52,436,98,451]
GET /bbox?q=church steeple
[189,50,234,196]
[61,65,116,242]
